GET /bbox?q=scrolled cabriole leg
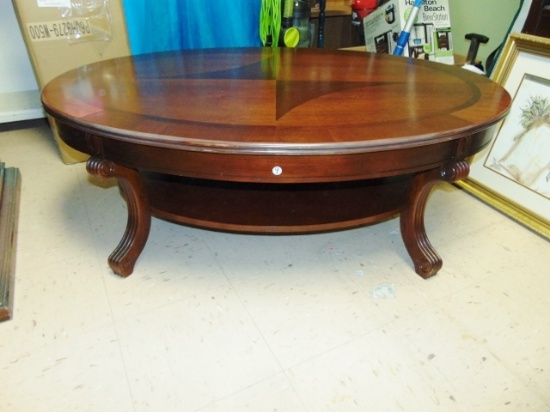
[399,159,470,278]
[400,169,441,278]
[86,157,151,277]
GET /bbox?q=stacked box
[11,0,130,163]
[363,0,453,64]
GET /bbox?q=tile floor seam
[433,292,550,407]
[387,320,479,410]
[204,242,317,412]
[192,371,310,412]
[207,247,290,363]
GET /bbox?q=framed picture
[459,33,550,239]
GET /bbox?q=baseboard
[0,89,44,124]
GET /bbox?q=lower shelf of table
[143,173,411,234]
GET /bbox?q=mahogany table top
[42,47,510,157]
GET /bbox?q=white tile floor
[1,119,549,412]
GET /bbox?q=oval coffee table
[42,48,511,278]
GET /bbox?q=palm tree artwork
[486,76,550,199]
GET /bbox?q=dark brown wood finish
[41,48,511,278]
[522,0,550,39]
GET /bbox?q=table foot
[87,157,151,277]
[400,160,470,278]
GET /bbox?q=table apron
[55,121,495,183]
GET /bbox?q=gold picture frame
[458,33,550,239]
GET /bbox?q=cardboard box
[363,0,454,64]
[11,0,131,163]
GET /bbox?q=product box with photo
[363,0,454,64]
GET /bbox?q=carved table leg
[400,160,470,278]
[87,157,151,277]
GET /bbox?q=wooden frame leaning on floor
[459,33,550,239]
[0,161,21,322]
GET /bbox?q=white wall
[0,0,39,93]
[449,0,522,63]
[0,0,43,122]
